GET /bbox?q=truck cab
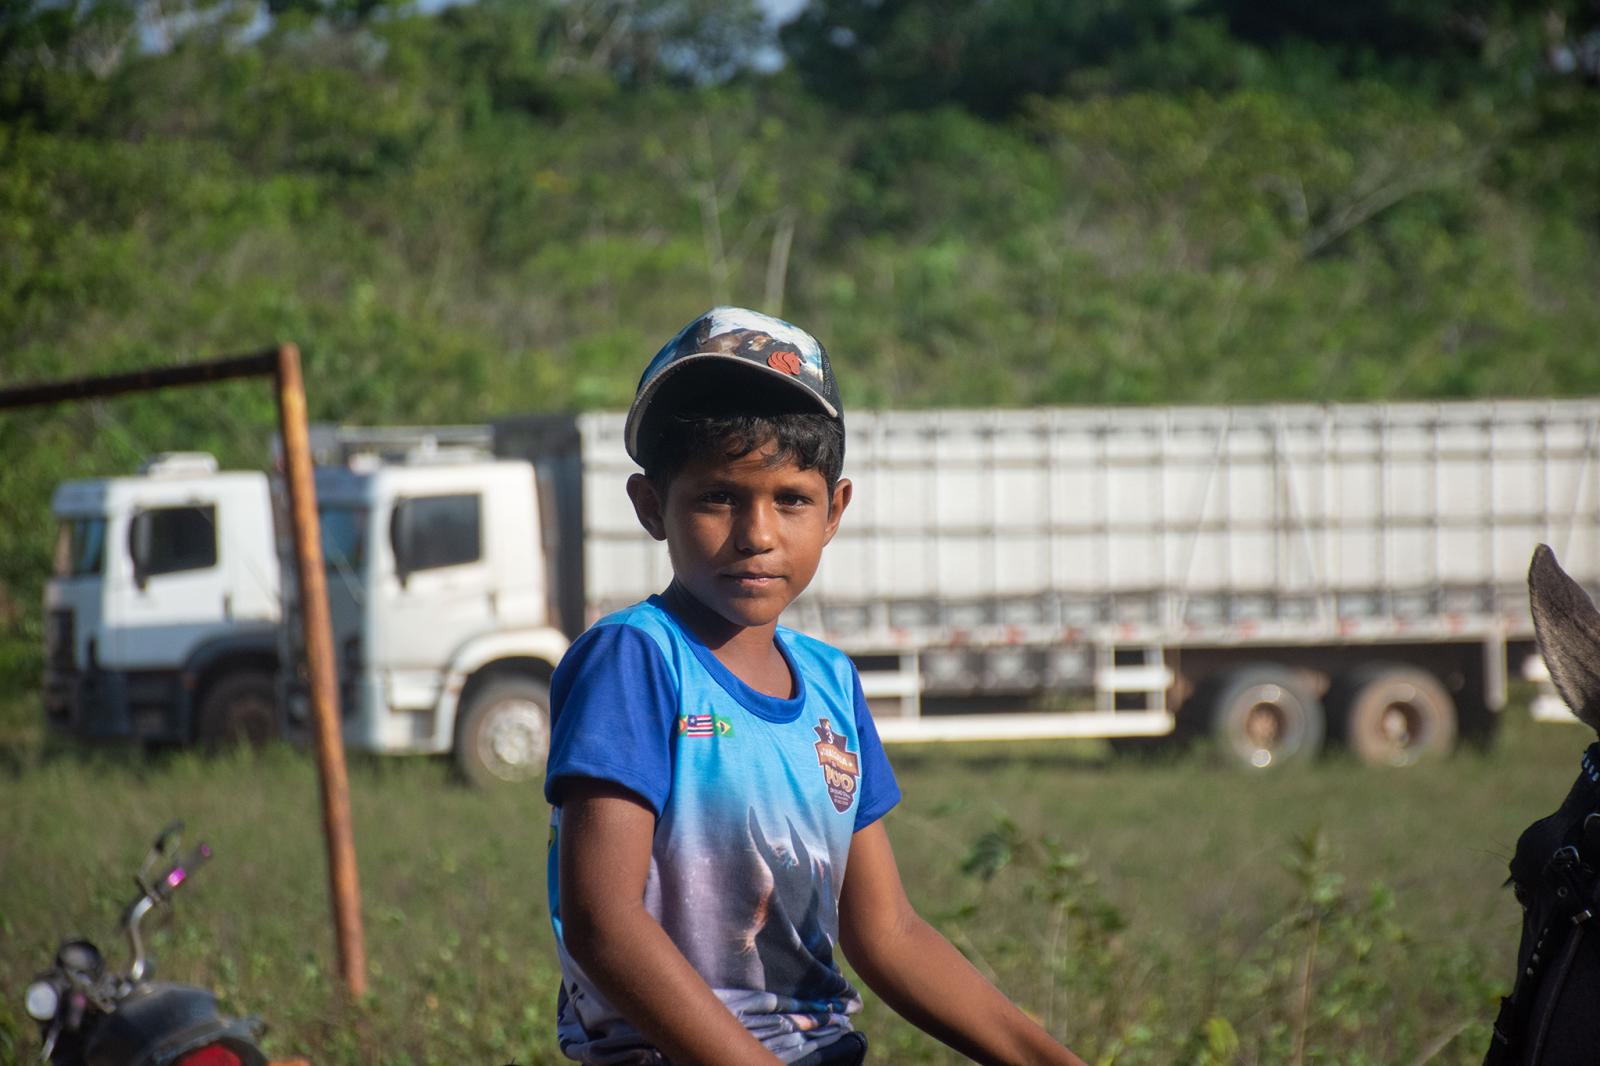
[44,453,282,745]
[286,446,569,785]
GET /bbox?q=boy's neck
[660,582,794,699]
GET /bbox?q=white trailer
[496,398,1600,768]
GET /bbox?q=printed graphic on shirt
[678,712,734,738]
[812,718,860,813]
[747,809,847,1001]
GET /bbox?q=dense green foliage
[3,0,1599,647]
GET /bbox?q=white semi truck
[42,398,1600,776]
[43,440,569,785]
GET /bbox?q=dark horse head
[1488,545,1600,1065]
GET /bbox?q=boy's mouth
[722,570,783,588]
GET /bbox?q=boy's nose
[735,502,777,553]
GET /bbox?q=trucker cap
[625,306,843,465]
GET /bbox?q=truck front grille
[46,609,74,670]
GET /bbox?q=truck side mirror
[389,501,414,590]
[128,511,152,592]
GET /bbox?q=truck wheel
[456,677,551,787]
[1330,664,1457,767]
[196,670,280,750]
[1207,665,1324,770]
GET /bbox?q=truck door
[110,503,227,669]
[379,491,491,707]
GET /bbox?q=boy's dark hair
[642,410,845,498]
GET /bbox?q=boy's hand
[558,778,783,1065]
[839,821,1089,1066]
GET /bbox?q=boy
[544,307,1087,1066]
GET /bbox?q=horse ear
[1530,543,1600,736]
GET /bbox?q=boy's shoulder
[775,621,858,689]
[773,619,840,657]
[555,599,680,681]
[590,597,676,640]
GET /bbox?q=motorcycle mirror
[55,939,104,979]
[152,820,184,855]
[140,821,185,890]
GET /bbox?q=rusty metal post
[274,344,368,998]
[2,347,370,1001]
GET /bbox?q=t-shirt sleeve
[850,668,901,831]
[544,623,679,817]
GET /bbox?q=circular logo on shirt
[813,718,861,813]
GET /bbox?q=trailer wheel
[1207,665,1324,770]
[196,670,280,750]
[1330,664,1457,767]
[455,676,551,787]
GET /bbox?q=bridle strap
[1528,923,1588,1064]
[1486,915,1555,1066]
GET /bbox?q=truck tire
[196,670,280,751]
[1207,665,1324,770]
[1329,664,1457,767]
[455,676,551,787]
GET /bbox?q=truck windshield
[320,506,367,575]
[53,517,106,578]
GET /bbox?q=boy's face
[627,441,851,635]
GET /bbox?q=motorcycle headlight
[25,980,59,1021]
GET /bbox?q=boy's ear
[626,473,668,541]
[824,477,852,544]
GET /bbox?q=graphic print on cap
[638,307,836,413]
[626,306,845,465]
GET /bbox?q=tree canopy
[1,0,1597,638]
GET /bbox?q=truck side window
[393,494,481,573]
[320,506,367,573]
[54,517,107,578]
[131,505,218,578]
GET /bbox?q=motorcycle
[23,822,269,1066]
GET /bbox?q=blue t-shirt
[544,596,901,1065]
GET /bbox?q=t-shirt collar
[648,594,807,723]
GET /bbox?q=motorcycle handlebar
[126,840,211,983]
[153,843,212,902]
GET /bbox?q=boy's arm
[838,821,1089,1066]
[557,778,782,1066]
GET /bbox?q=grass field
[0,689,1584,1066]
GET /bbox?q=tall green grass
[0,695,1577,1064]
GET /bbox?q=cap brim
[624,353,840,464]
